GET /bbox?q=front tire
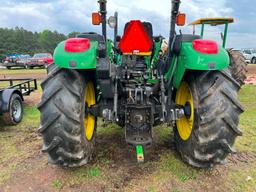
[174,70,244,168]
[38,65,97,167]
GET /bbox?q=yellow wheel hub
[175,82,194,141]
[84,81,96,141]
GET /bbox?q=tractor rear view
[38,0,244,168]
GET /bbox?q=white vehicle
[241,49,256,64]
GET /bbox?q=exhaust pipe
[98,0,107,41]
[168,0,181,59]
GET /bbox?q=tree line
[0,27,80,60]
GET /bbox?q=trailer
[0,78,37,125]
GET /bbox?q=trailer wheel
[3,94,23,125]
[38,65,97,167]
[228,49,248,87]
[174,70,244,168]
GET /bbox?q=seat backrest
[77,32,106,57]
[77,32,105,43]
[173,34,201,55]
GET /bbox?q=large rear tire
[228,49,247,87]
[38,65,97,167]
[174,70,244,168]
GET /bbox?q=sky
[0,0,255,49]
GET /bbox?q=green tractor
[39,0,245,168]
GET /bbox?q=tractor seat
[77,32,106,57]
[173,34,201,55]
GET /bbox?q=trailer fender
[0,89,23,113]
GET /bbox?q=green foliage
[39,30,66,53]
[52,179,62,189]
[87,167,101,178]
[68,31,80,38]
[0,27,67,60]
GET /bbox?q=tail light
[193,39,218,54]
[47,58,54,64]
[64,38,90,53]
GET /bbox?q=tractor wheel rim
[84,81,96,141]
[12,99,22,121]
[175,82,195,141]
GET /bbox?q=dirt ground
[0,68,47,80]
[0,66,256,192]
[247,64,256,75]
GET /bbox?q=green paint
[181,42,229,70]
[53,40,98,69]
[147,79,159,84]
[164,54,178,80]
[201,23,205,37]
[136,145,144,163]
[223,23,229,48]
[151,40,162,68]
[165,42,229,89]
[136,145,143,155]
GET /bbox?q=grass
[0,106,40,185]
[0,68,46,75]
[236,85,256,152]
[52,179,62,189]
[224,85,256,192]
[0,85,255,192]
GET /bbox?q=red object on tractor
[119,20,153,54]
[65,38,91,53]
[193,39,218,54]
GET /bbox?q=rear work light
[64,38,90,53]
[192,39,218,54]
[47,58,54,64]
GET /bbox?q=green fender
[168,42,229,89]
[53,40,98,69]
